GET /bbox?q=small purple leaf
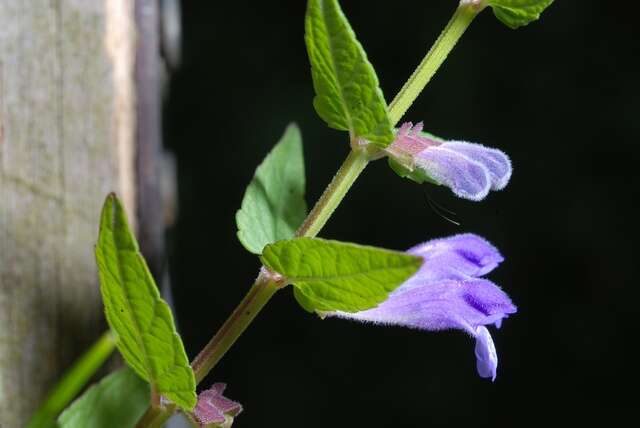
[193,383,242,427]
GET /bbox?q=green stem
[190,272,280,383]
[134,404,174,428]
[295,148,369,238]
[183,148,369,391]
[136,150,368,427]
[388,1,483,125]
[136,274,279,427]
[26,331,116,428]
[136,5,485,426]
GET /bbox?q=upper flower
[386,122,512,201]
[329,233,517,381]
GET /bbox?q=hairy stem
[295,148,369,238]
[188,147,371,383]
[388,1,483,125]
[190,272,280,383]
[137,150,369,426]
[136,273,279,427]
[136,4,484,426]
[135,405,174,428]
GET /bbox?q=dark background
[164,1,638,427]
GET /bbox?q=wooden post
[135,0,165,282]
[0,1,164,426]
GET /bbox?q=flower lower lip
[327,233,516,381]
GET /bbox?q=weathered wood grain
[0,1,137,426]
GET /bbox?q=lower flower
[328,234,517,381]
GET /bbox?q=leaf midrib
[107,224,156,382]
[318,0,354,132]
[281,261,419,283]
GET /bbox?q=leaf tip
[100,192,122,221]
[284,121,301,135]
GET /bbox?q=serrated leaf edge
[96,195,196,409]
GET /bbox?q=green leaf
[261,238,423,312]
[236,124,307,254]
[26,332,116,428]
[305,0,394,146]
[58,368,149,428]
[95,194,196,410]
[486,0,554,29]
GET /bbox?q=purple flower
[386,122,512,201]
[193,383,243,427]
[330,234,517,381]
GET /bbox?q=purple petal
[415,146,491,201]
[461,278,517,329]
[328,235,516,380]
[333,277,516,335]
[441,141,512,190]
[406,234,504,283]
[474,326,498,381]
[330,251,516,381]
